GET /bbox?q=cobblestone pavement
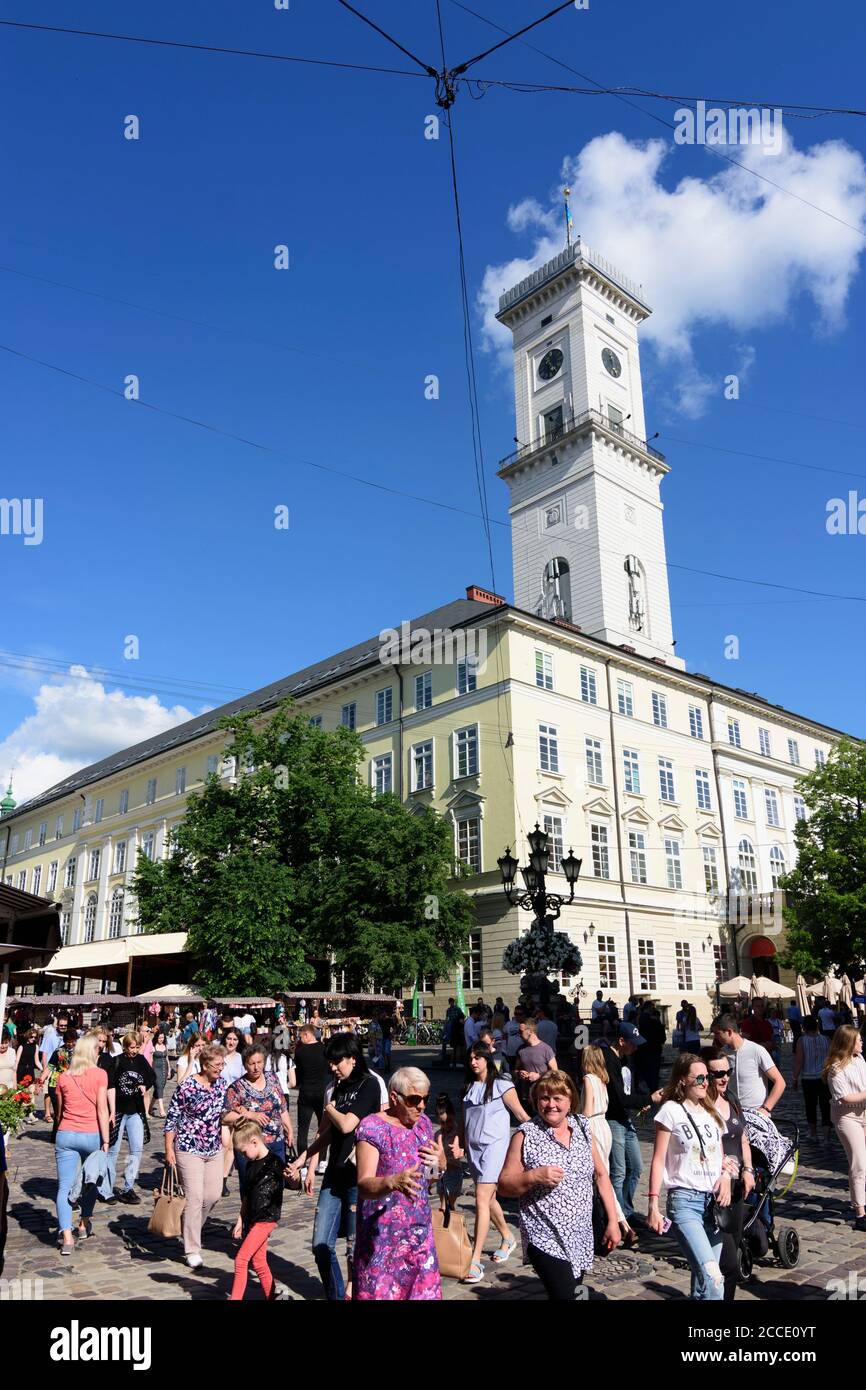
[3,1044,863,1302]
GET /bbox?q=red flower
[20,1074,33,1086]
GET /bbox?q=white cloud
[480,129,866,413]
[0,669,197,805]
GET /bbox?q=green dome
[0,780,15,816]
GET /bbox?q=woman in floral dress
[354,1066,445,1300]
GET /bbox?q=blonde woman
[647,1053,729,1301]
[53,1033,110,1253]
[824,1025,866,1232]
[580,1045,638,1249]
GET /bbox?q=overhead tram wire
[333,0,437,75]
[449,0,578,76]
[3,339,866,608]
[446,0,866,240]
[468,79,866,120]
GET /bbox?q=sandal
[491,1235,517,1264]
[623,1229,639,1250]
[462,1260,485,1284]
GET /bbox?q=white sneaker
[185,1253,203,1269]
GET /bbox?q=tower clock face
[602,347,622,378]
[538,348,564,382]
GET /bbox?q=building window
[455,725,479,778]
[732,778,749,819]
[94,799,104,824]
[703,845,719,893]
[10,834,18,855]
[206,754,220,777]
[457,659,477,696]
[638,939,657,991]
[308,715,322,730]
[769,846,787,890]
[373,754,393,796]
[456,818,481,875]
[585,737,604,785]
[676,941,693,991]
[412,741,434,792]
[118,788,129,815]
[141,833,155,862]
[376,688,393,726]
[765,788,780,826]
[38,821,48,846]
[623,748,641,794]
[535,651,553,690]
[617,679,634,717]
[64,856,76,889]
[713,944,728,979]
[32,865,42,895]
[629,831,647,884]
[689,705,704,739]
[728,718,741,748]
[598,935,618,989]
[108,888,125,939]
[84,894,97,944]
[538,724,559,773]
[414,672,432,711]
[543,814,564,873]
[55,815,64,840]
[341,703,357,730]
[665,838,683,890]
[658,758,676,803]
[17,870,26,890]
[787,738,800,765]
[794,795,806,822]
[591,824,610,879]
[24,829,33,850]
[464,930,483,990]
[114,841,127,874]
[652,692,668,728]
[87,849,101,881]
[47,861,58,894]
[178,767,189,796]
[72,807,83,832]
[814,748,826,767]
[737,839,758,892]
[759,728,771,757]
[695,769,712,812]
[580,666,598,705]
[60,911,70,946]
[146,778,157,806]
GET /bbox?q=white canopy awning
[36,931,188,975]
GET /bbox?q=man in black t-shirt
[379,1009,395,1070]
[107,1038,156,1204]
[293,1025,329,1161]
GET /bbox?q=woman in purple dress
[354,1066,445,1300]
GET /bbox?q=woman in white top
[175,1036,203,1084]
[580,1045,637,1248]
[647,1053,731,1301]
[824,1025,866,1232]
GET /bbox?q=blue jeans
[108,1113,144,1193]
[668,1188,725,1301]
[608,1119,642,1219]
[55,1131,101,1231]
[235,1137,286,1195]
[312,1176,357,1300]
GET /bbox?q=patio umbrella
[718,975,753,997]
[795,974,809,1017]
[839,975,854,1012]
[749,976,795,1001]
[806,974,841,1004]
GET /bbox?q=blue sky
[2,0,865,801]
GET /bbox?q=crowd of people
[2,985,866,1301]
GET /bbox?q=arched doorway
[743,935,778,981]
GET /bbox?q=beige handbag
[431,1207,473,1280]
[148,1164,186,1239]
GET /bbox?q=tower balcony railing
[498,408,666,472]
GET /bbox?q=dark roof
[10,597,492,818]
[0,881,61,924]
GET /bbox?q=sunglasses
[689,1075,709,1085]
[709,1070,730,1080]
[399,1094,427,1108]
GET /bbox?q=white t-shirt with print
[655,1100,726,1192]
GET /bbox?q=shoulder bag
[679,1103,742,1236]
[148,1164,187,1239]
[431,1206,473,1280]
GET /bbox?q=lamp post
[497,823,582,929]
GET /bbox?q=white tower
[497,239,684,670]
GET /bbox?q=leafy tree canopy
[778,737,866,978]
[132,701,474,996]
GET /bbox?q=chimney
[553,617,583,634]
[466,585,506,606]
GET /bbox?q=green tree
[778,737,866,976]
[132,701,474,995]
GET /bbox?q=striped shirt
[798,1032,829,1079]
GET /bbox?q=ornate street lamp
[499,823,582,927]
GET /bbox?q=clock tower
[496,239,684,670]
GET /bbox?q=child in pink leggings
[230,1122,284,1300]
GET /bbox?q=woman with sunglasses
[647,1053,730,1300]
[701,1046,756,1300]
[354,1066,444,1300]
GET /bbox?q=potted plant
[0,1075,35,1150]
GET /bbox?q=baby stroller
[737,1122,800,1280]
